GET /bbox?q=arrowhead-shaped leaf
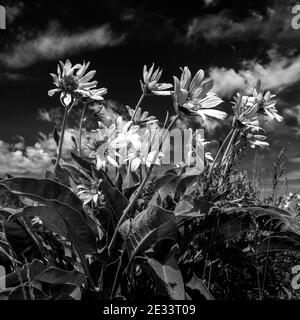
[3,220,41,259]
[119,205,177,266]
[1,259,46,288]
[143,249,185,300]
[9,205,97,256]
[186,274,214,300]
[0,178,83,214]
[0,185,23,209]
[33,266,85,287]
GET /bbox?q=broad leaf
[33,266,85,287]
[119,205,177,266]
[174,173,199,202]
[9,205,97,256]
[3,220,41,260]
[50,283,81,300]
[71,152,94,172]
[61,164,91,185]
[54,164,71,187]
[152,172,178,194]
[96,170,128,221]
[143,248,185,300]
[1,178,83,215]
[174,197,214,227]
[9,206,68,238]
[186,274,215,300]
[1,259,46,288]
[0,185,23,209]
[9,284,49,300]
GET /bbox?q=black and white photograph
[1,0,300,309]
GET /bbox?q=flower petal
[197,109,227,121]
[48,88,61,97]
[190,69,204,95]
[131,158,141,171]
[180,66,192,90]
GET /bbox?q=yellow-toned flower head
[173,67,226,121]
[48,60,107,106]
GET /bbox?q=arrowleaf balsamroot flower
[126,147,164,172]
[247,133,269,149]
[126,106,158,126]
[251,80,283,122]
[185,132,213,168]
[82,88,108,103]
[231,81,282,151]
[86,117,139,170]
[125,131,164,172]
[48,60,107,106]
[232,93,261,132]
[142,63,173,95]
[87,121,120,170]
[77,176,104,206]
[172,67,227,122]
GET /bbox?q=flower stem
[208,128,234,177]
[110,242,126,299]
[54,101,73,171]
[107,114,179,255]
[139,164,143,182]
[221,128,239,178]
[78,102,87,157]
[222,128,239,163]
[131,91,145,121]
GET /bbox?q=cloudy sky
[1,0,300,191]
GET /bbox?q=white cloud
[0,129,87,177]
[0,22,125,69]
[240,54,300,91]
[210,52,300,97]
[185,1,298,45]
[0,139,52,177]
[210,67,248,98]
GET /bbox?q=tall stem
[221,128,239,178]
[208,128,234,178]
[78,102,87,157]
[131,91,145,121]
[107,114,179,255]
[222,128,238,163]
[54,102,73,171]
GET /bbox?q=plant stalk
[107,114,179,254]
[78,102,87,157]
[131,91,145,121]
[208,128,234,177]
[222,128,239,163]
[54,101,73,171]
[221,128,239,177]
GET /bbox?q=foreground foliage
[0,60,299,300]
